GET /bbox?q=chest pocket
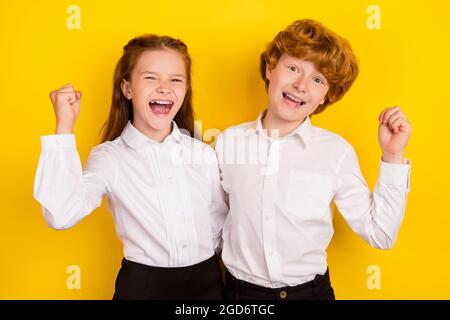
[285,171,333,220]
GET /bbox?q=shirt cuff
[41,134,76,150]
[378,158,411,192]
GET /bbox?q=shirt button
[167,173,173,179]
[268,252,274,257]
[279,290,287,299]
[182,244,188,249]
[264,215,271,221]
[175,211,181,216]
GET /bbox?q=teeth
[150,100,172,105]
[285,92,304,104]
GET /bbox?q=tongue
[150,105,169,114]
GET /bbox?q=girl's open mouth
[282,92,306,108]
[149,99,174,116]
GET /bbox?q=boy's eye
[171,78,183,83]
[313,77,324,84]
[144,76,157,80]
[288,65,298,72]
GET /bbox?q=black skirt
[113,255,223,300]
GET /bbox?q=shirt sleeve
[205,145,229,254]
[333,146,411,249]
[33,134,114,230]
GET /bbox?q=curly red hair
[260,19,359,114]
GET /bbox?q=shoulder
[179,134,217,162]
[309,124,354,152]
[87,138,123,166]
[308,124,360,173]
[221,120,255,137]
[91,137,122,154]
[214,120,256,148]
[308,123,358,166]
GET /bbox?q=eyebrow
[140,71,185,78]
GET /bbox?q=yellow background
[1,0,449,299]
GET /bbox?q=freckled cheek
[267,88,277,104]
[275,76,289,88]
[313,87,327,100]
[321,91,329,103]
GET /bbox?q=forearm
[33,134,104,229]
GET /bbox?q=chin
[144,117,172,131]
[274,105,306,123]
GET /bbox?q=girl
[33,35,228,300]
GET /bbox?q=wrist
[55,122,74,134]
[382,152,405,164]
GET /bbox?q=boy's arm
[333,147,410,249]
[333,106,412,249]
[378,106,412,164]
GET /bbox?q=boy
[214,19,411,300]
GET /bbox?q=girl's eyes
[144,77,183,83]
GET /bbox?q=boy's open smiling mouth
[149,99,174,116]
[282,91,306,108]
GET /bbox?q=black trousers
[225,268,335,300]
[113,255,224,300]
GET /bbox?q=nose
[293,76,307,93]
[156,79,171,94]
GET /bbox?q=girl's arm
[33,84,113,229]
[33,139,113,229]
[206,144,229,254]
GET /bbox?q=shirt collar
[121,120,181,149]
[245,110,313,147]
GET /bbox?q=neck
[261,109,306,138]
[132,121,172,143]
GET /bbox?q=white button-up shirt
[215,111,411,288]
[33,121,228,268]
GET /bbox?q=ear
[265,64,272,81]
[121,79,132,100]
